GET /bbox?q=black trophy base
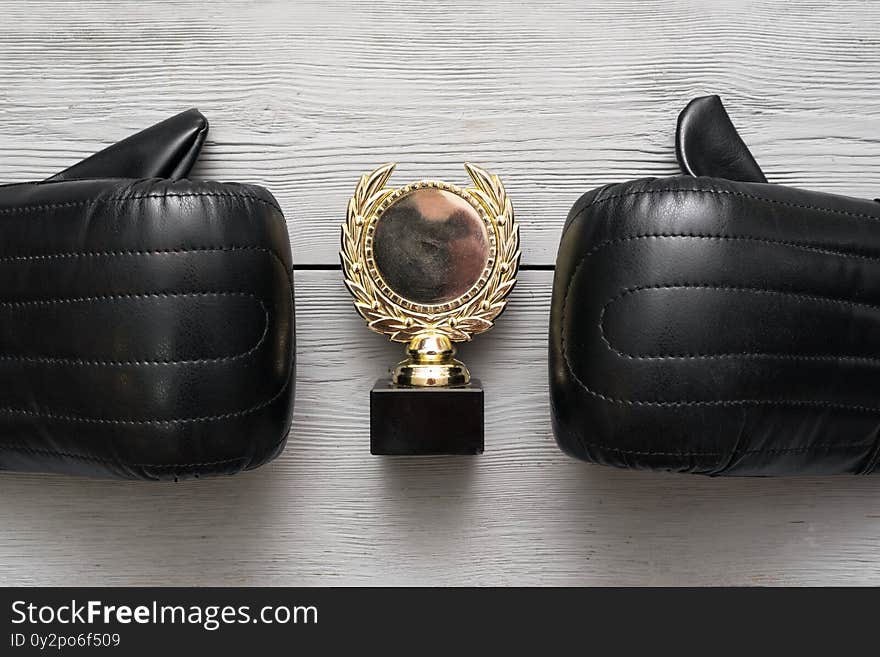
[370,378,484,455]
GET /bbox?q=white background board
[0,0,879,585]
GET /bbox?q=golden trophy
[341,163,520,454]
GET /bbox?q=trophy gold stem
[391,333,470,387]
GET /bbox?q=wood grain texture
[1,0,879,586]
[2,271,880,586]
[0,0,878,266]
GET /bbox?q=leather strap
[676,95,767,183]
[46,108,208,182]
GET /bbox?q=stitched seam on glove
[0,381,293,470]
[0,190,283,216]
[566,186,880,228]
[0,244,280,264]
[0,244,293,293]
[0,293,268,366]
[562,443,866,458]
[0,370,292,426]
[2,290,256,307]
[0,444,249,468]
[600,283,880,362]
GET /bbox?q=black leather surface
[47,109,208,182]
[0,114,295,480]
[676,95,767,183]
[550,98,880,475]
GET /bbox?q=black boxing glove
[0,111,295,480]
[550,96,880,475]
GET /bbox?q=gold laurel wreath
[340,162,520,343]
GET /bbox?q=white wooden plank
[1,271,880,586]
[1,0,880,587]
[0,0,878,266]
